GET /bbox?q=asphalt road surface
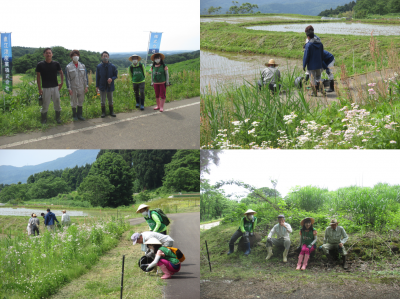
[129,212,200,299]
[0,97,199,149]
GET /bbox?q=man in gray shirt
[261,59,281,94]
[29,213,40,236]
[322,219,349,269]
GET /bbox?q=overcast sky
[1,0,200,52]
[204,150,400,199]
[0,150,77,167]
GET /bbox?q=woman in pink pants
[296,217,317,270]
[150,53,170,112]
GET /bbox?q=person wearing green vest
[227,209,257,256]
[296,217,317,270]
[142,238,181,279]
[128,54,146,110]
[136,204,167,235]
[150,53,170,112]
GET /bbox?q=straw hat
[150,53,165,61]
[62,210,66,213]
[300,217,315,226]
[329,219,339,225]
[129,54,142,62]
[265,59,278,67]
[244,209,256,214]
[136,204,150,213]
[144,237,162,245]
[32,214,37,217]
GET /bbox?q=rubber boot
[266,247,273,260]
[296,254,304,270]
[77,106,85,121]
[309,86,318,97]
[342,255,348,269]
[72,108,78,121]
[159,264,172,279]
[159,98,165,112]
[283,249,289,263]
[327,80,334,92]
[41,112,47,124]
[305,74,309,82]
[55,111,62,124]
[136,101,140,108]
[109,105,116,117]
[101,106,106,118]
[154,98,160,110]
[227,244,234,255]
[301,254,309,270]
[244,242,251,256]
[140,97,145,110]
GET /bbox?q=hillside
[0,150,99,185]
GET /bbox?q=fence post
[205,241,212,272]
[120,255,125,299]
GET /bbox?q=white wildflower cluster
[283,112,297,124]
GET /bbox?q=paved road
[129,212,200,299]
[0,97,200,149]
[200,221,220,230]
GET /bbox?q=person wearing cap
[321,219,349,269]
[150,53,170,112]
[128,55,146,110]
[141,238,181,279]
[260,59,281,94]
[61,210,71,227]
[44,208,59,231]
[131,231,174,259]
[266,215,292,262]
[65,50,89,121]
[227,209,257,256]
[296,217,317,270]
[303,25,324,97]
[96,51,118,118]
[29,213,40,236]
[136,204,168,235]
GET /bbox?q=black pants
[229,229,249,246]
[32,226,39,236]
[133,82,145,105]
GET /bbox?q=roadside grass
[50,222,165,299]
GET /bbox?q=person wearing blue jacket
[96,51,118,118]
[44,208,59,231]
[303,25,324,96]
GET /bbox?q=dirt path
[200,221,220,230]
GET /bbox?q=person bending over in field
[136,204,169,235]
[321,219,348,269]
[296,217,317,270]
[96,51,118,118]
[266,214,292,262]
[227,209,257,256]
[150,53,170,112]
[65,50,89,121]
[128,54,146,110]
[131,231,174,259]
[260,59,281,94]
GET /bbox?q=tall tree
[78,175,114,207]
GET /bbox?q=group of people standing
[27,209,71,236]
[228,210,349,270]
[36,48,170,124]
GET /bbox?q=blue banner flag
[1,33,13,94]
[148,32,162,55]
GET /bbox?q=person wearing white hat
[227,209,257,256]
[296,217,317,270]
[128,55,146,110]
[61,210,71,227]
[266,214,292,262]
[136,204,168,235]
[321,219,348,269]
[131,231,174,259]
[150,53,170,112]
[141,238,181,279]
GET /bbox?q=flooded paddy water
[201,15,313,24]
[247,22,400,36]
[0,207,88,217]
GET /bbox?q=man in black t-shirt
[36,48,64,124]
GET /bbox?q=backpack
[151,208,170,226]
[167,247,185,262]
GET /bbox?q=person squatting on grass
[128,54,146,111]
[96,51,118,118]
[303,25,324,97]
[131,231,174,259]
[44,208,59,231]
[29,213,40,236]
[260,59,281,94]
[227,209,257,256]
[61,210,71,227]
[321,219,349,269]
[266,214,292,262]
[296,217,317,270]
[36,48,64,125]
[150,53,170,112]
[142,238,181,279]
[136,204,168,235]
[65,50,89,121]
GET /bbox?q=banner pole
[145,31,151,70]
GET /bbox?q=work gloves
[307,245,312,249]
[303,67,306,72]
[250,232,254,236]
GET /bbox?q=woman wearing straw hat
[296,217,317,270]
[321,219,349,269]
[150,53,170,112]
[227,209,257,256]
[128,54,146,110]
[136,204,168,235]
[141,237,181,279]
[260,59,281,94]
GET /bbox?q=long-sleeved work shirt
[268,223,292,240]
[323,226,348,244]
